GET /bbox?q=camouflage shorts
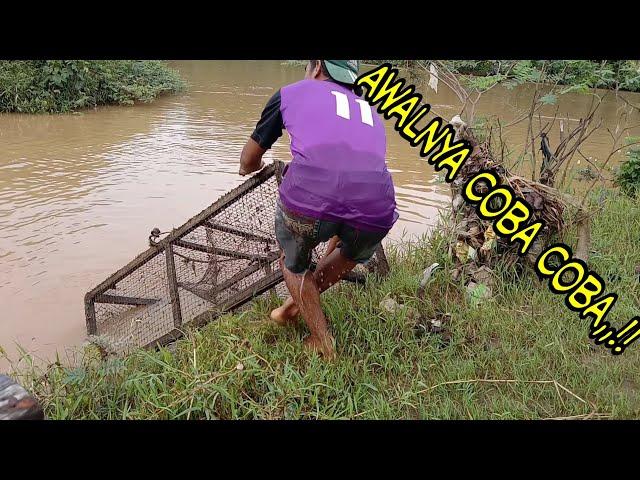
[274,199,388,274]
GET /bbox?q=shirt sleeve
[250,89,284,150]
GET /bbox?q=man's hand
[239,138,267,176]
[239,159,265,176]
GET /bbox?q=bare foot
[303,334,336,360]
[270,304,300,326]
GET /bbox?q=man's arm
[240,89,284,176]
[239,138,266,176]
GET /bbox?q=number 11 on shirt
[331,91,374,126]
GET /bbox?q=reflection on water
[1,60,639,367]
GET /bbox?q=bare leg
[271,245,357,325]
[324,235,340,258]
[314,246,358,292]
[271,235,339,325]
[279,257,335,359]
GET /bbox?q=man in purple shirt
[239,60,398,359]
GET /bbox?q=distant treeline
[363,60,640,93]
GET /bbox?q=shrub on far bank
[615,147,640,197]
[0,60,185,114]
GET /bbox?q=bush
[615,147,640,197]
[0,60,185,113]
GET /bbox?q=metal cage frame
[84,160,387,352]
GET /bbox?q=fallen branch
[353,377,599,419]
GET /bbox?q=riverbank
[0,61,185,113]
[8,189,640,419]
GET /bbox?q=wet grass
[7,190,640,419]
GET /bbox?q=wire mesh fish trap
[84,161,388,354]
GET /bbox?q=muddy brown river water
[2,60,639,369]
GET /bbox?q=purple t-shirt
[251,79,398,233]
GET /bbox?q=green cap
[324,60,360,85]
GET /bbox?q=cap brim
[325,62,358,85]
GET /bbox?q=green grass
[8,190,640,419]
